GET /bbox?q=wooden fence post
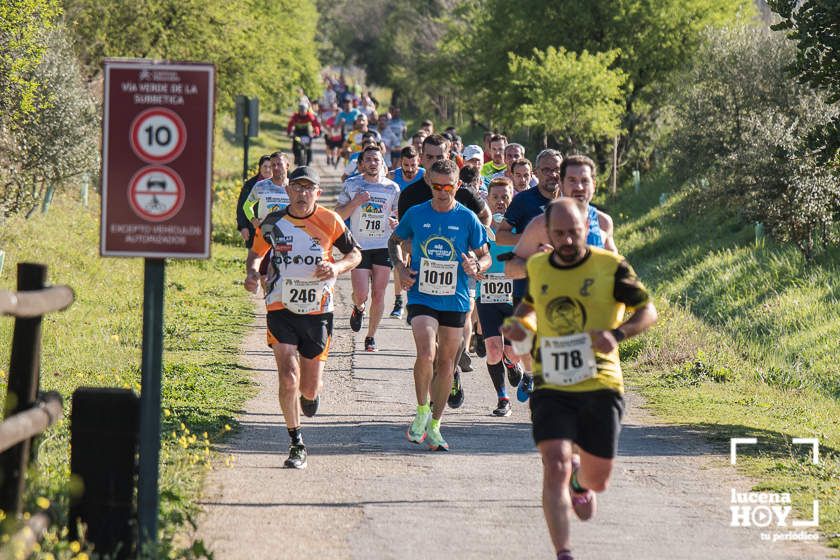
[0,264,47,516]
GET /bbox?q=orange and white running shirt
[252,205,359,315]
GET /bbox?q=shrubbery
[668,25,839,258]
[0,24,99,217]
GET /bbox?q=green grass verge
[0,110,299,558]
[605,174,840,551]
[0,196,254,557]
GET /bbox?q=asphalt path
[195,141,831,559]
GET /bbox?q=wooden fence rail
[0,263,74,556]
[0,286,74,318]
[0,392,63,454]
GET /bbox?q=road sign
[128,166,185,222]
[100,60,215,258]
[130,107,187,164]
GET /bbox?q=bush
[0,24,99,217]
[668,25,840,258]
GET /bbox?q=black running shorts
[476,301,513,342]
[406,304,467,329]
[357,248,393,270]
[530,389,625,459]
[266,309,333,361]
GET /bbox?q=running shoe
[406,408,431,444]
[283,443,307,469]
[516,374,533,403]
[299,395,320,417]
[390,300,403,319]
[364,336,377,352]
[350,305,364,332]
[458,351,473,372]
[492,397,512,417]
[474,333,486,358]
[425,418,449,451]
[557,551,574,560]
[503,357,523,387]
[447,368,464,409]
[570,454,596,521]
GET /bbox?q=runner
[334,98,362,140]
[389,159,491,451]
[501,198,657,560]
[335,146,401,352]
[496,148,564,401]
[286,103,321,166]
[244,166,362,469]
[504,154,618,281]
[323,103,344,167]
[462,145,491,194]
[388,146,424,319]
[480,134,507,177]
[242,151,291,229]
[236,154,272,248]
[475,178,523,416]
[492,143,538,188]
[398,134,491,405]
[510,158,535,195]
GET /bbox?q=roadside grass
[605,175,840,550]
[0,196,254,556]
[0,111,297,557]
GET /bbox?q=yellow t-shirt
[524,248,650,394]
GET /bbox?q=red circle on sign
[127,166,185,222]
[129,107,187,164]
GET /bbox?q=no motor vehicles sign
[100,60,215,258]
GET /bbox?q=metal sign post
[100,59,215,547]
[235,95,259,180]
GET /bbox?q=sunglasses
[430,182,456,192]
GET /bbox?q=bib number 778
[540,333,597,386]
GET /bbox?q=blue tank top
[587,204,604,248]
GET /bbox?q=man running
[510,158,535,195]
[398,134,491,403]
[244,166,362,469]
[504,154,617,280]
[501,198,656,560]
[242,151,291,229]
[389,159,490,451]
[496,149,564,400]
[388,146,424,318]
[480,134,507,178]
[492,143,538,189]
[335,146,401,351]
[476,177,522,416]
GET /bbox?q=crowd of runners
[236,79,658,560]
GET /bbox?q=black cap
[288,166,320,185]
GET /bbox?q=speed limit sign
[129,107,187,164]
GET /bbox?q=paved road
[196,142,831,559]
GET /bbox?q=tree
[455,0,749,164]
[63,0,321,110]
[769,0,840,162]
[669,25,839,258]
[0,24,99,217]
[0,0,61,116]
[505,47,627,151]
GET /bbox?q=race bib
[540,333,597,386]
[418,258,458,296]
[479,273,513,304]
[358,210,387,240]
[281,278,327,314]
[300,135,311,145]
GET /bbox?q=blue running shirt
[394,201,488,313]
